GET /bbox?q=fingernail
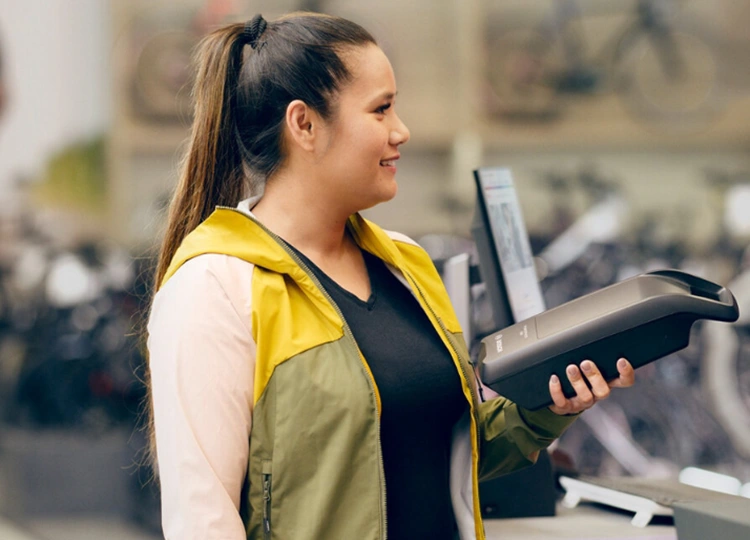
[618,358,627,369]
[581,361,593,373]
[550,374,560,385]
[567,365,577,378]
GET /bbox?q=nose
[390,113,410,146]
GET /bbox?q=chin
[353,176,398,211]
[357,189,397,213]
[382,176,399,198]
[378,185,398,206]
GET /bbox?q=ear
[284,99,319,153]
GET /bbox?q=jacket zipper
[262,473,272,538]
[219,207,389,540]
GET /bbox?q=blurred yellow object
[33,135,106,215]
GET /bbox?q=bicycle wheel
[614,24,726,131]
[483,28,564,121]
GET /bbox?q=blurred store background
[0,0,749,538]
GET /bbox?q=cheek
[344,122,387,159]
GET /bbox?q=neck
[250,171,355,257]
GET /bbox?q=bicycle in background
[483,0,727,131]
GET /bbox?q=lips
[379,155,399,167]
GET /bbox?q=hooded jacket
[156,205,577,540]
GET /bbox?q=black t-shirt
[287,244,468,540]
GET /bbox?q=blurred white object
[678,466,742,495]
[13,245,47,292]
[724,185,750,237]
[579,405,676,478]
[540,196,629,275]
[443,253,472,339]
[45,253,102,308]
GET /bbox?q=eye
[375,102,392,115]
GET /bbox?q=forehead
[339,44,397,101]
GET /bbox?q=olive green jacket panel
[245,339,383,540]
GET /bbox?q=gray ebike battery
[478,270,740,411]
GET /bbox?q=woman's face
[315,44,410,213]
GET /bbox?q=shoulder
[381,228,438,273]
[150,254,255,334]
[382,228,421,248]
[162,252,255,290]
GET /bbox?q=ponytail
[154,24,248,290]
[143,24,248,474]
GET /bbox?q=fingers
[609,358,635,388]
[580,360,611,401]
[548,372,581,415]
[548,358,636,416]
[566,364,596,409]
[549,374,568,411]
[548,365,594,415]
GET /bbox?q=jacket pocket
[262,460,273,539]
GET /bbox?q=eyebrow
[372,91,398,102]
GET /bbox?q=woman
[147,12,635,540]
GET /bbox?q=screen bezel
[473,167,546,324]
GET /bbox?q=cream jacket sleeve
[147,254,256,539]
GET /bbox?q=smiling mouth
[380,160,396,167]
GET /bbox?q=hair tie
[244,14,267,50]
